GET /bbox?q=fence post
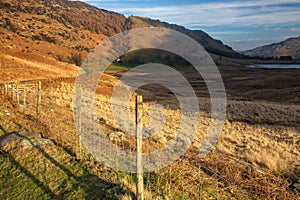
[76,84,82,160]
[4,84,8,95]
[23,84,27,110]
[136,95,144,200]
[16,84,20,107]
[37,81,42,119]
[10,83,14,100]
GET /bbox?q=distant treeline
[114,49,191,66]
[242,55,294,61]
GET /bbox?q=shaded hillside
[244,36,300,59]
[0,0,240,67]
[128,16,241,58]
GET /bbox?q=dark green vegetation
[107,64,134,72]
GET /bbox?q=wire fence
[0,78,299,200]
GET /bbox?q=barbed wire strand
[3,80,299,199]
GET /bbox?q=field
[0,53,299,199]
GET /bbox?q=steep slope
[0,0,240,68]
[0,0,129,63]
[244,36,300,59]
[129,16,241,58]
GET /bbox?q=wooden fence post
[16,84,20,107]
[76,84,82,160]
[0,84,3,95]
[10,83,14,100]
[136,95,144,200]
[37,81,42,119]
[4,84,8,95]
[23,84,27,110]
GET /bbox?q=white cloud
[226,35,299,50]
[108,0,300,27]
[290,28,300,32]
[209,31,251,35]
[78,0,300,49]
[264,27,282,31]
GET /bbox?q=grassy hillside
[128,16,241,58]
[0,0,299,199]
[0,0,128,66]
[0,0,242,70]
[0,83,256,199]
[0,52,79,83]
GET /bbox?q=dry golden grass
[0,53,79,83]
[217,121,300,172]
[39,78,300,174]
[32,78,299,199]
[0,85,237,199]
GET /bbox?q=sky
[78,0,300,51]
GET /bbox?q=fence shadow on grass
[0,132,136,200]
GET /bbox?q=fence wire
[0,80,299,200]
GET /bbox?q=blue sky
[78,0,300,50]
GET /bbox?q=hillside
[1,0,300,198]
[0,0,129,66]
[0,0,240,70]
[128,16,241,58]
[244,36,300,59]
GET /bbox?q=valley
[0,0,299,199]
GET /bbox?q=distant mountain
[0,0,240,66]
[244,36,300,59]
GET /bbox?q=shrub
[69,53,83,66]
